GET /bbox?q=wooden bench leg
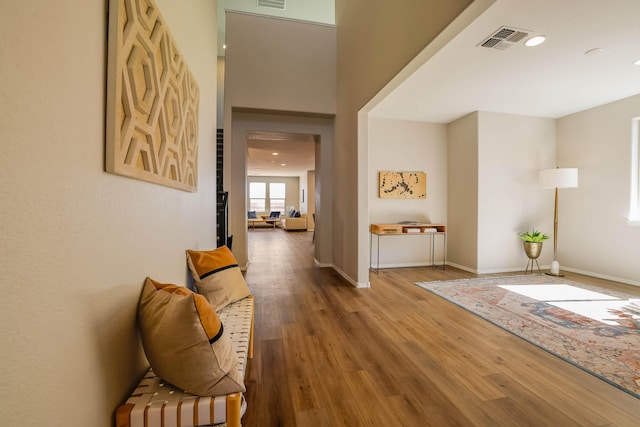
[115,403,135,427]
[226,393,242,427]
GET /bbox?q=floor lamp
[539,168,578,276]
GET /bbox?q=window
[248,181,287,213]
[629,117,640,225]
[269,182,286,212]
[249,182,266,212]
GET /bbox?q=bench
[116,296,254,427]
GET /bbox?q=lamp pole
[539,168,578,276]
[550,186,560,275]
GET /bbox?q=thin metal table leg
[376,234,380,273]
[443,233,446,270]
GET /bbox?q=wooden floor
[242,228,640,426]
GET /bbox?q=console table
[369,223,446,273]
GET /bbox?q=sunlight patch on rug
[415,275,640,399]
[499,284,639,326]
[549,299,640,326]
[499,284,618,301]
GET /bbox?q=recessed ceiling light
[280,163,286,166]
[585,48,603,56]
[525,35,546,47]
[272,152,279,156]
[634,59,640,66]
[223,44,227,49]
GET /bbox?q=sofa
[281,213,307,231]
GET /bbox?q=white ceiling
[247,131,316,177]
[370,0,640,123]
[234,0,640,176]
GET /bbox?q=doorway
[226,110,333,270]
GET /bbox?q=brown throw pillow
[137,277,245,396]
[186,246,251,311]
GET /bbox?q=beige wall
[217,57,226,127]
[447,113,480,270]
[557,94,640,285]
[223,12,336,114]
[306,170,316,231]
[223,13,336,269]
[335,0,474,284]
[368,118,448,267]
[0,1,218,425]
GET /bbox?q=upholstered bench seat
[116,296,254,427]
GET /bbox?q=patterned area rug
[416,275,640,399]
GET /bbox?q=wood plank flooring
[242,228,640,426]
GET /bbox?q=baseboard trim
[313,258,332,268]
[561,266,640,287]
[312,259,369,288]
[372,261,444,269]
[332,264,370,288]
[448,262,640,288]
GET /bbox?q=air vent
[258,0,285,10]
[478,26,530,50]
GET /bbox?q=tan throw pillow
[137,277,245,396]
[186,246,251,311]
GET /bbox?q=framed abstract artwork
[106,0,199,192]
[379,171,427,199]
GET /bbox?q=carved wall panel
[106,0,199,192]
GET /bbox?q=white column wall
[477,112,556,273]
[557,94,640,285]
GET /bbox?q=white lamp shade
[539,168,578,189]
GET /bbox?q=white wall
[446,112,556,273]
[0,1,218,425]
[557,94,640,285]
[368,118,448,267]
[477,112,556,273]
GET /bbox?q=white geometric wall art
[106,0,199,192]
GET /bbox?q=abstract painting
[379,171,426,199]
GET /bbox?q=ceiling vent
[258,0,285,10]
[478,26,530,50]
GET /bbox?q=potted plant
[517,229,549,259]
